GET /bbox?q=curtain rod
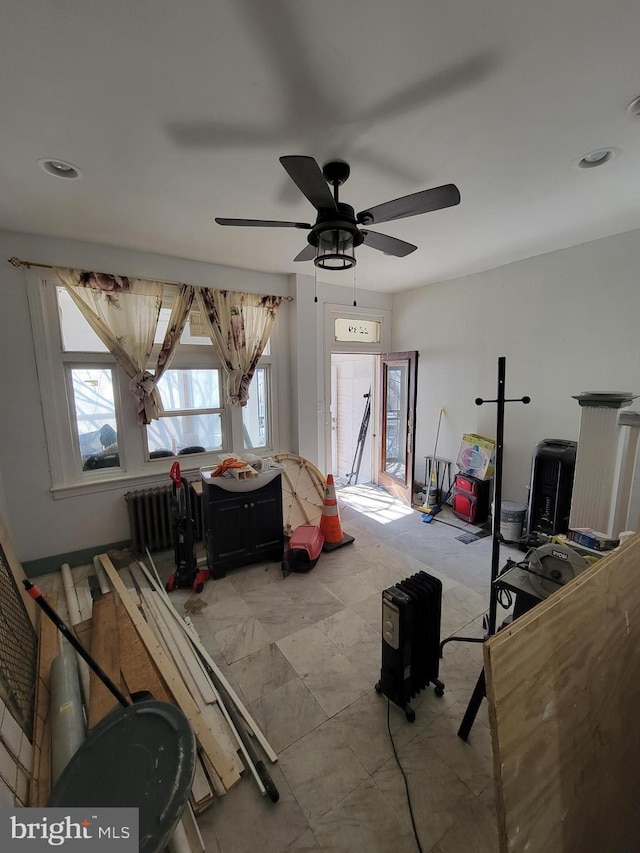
[7,257,294,301]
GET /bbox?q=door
[378,351,418,505]
[330,353,376,483]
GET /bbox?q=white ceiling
[2,0,640,292]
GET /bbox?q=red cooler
[452,474,491,524]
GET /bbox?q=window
[243,366,270,450]
[334,317,380,343]
[146,369,224,455]
[27,275,280,495]
[68,367,121,471]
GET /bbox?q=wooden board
[484,534,640,853]
[132,580,243,781]
[30,593,58,807]
[72,618,93,704]
[116,597,173,704]
[87,592,121,728]
[180,803,205,853]
[74,618,92,651]
[99,554,240,791]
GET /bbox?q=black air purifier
[526,439,577,536]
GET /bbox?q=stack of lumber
[30,550,278,852]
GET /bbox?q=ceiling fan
[215,155,460,271]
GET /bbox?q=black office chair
[178,446,206,455]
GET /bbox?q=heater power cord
[387,698,424,853]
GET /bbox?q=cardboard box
[456,433,496,480]
[567,528,619,551]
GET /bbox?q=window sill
[50,459,210,499]
[50,449,275,499]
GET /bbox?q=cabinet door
[249,478,283,555]
[209,495,250,562]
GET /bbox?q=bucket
[499,501,527,542]
[49,701,197,853]
[421,485,440,507]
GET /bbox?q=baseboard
[22,539,132,577]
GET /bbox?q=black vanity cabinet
[203,473,284,579]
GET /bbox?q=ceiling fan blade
[357,184,460,225]
[215,218,311,229]
[279,156,338,212]
[361,230,417,257]
[293,244,316,262]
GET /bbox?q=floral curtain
[55,268,195,424]
[196,288,282,405]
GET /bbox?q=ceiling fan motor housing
[307,203,364,249]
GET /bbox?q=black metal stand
[437,357,530,740]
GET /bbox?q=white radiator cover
[570,407,620,532]
[569,394,637,535]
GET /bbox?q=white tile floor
[153,486,521,853]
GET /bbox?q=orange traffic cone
[320,474,355,551]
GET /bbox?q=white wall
[0,230,292,563]
[391,228,640,504]
[291,274,392,471]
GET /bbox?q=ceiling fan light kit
[215,155,461,271]
[315,227,359,270]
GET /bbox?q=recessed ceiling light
[627,95,640,119]
[577,148,617,169]
[37,158,84,179]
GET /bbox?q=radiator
[125,483,203,553]
[376,571,445,721]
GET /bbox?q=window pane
[154,307,211,346]
[243,368,269,449]
[383,364,407,480]
[70,368,120,471]
[147,414,222,455]
[58,288,108,352]
[334,317,380,343]
[156,370,221,411]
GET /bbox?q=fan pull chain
[314,266,318,303]
[353,265,357,307]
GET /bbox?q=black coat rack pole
[484,356,505,637]
[457,356,530,741]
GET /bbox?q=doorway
[330,353,377,484]
[377,350,418,505]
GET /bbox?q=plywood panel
[87,592,121,728]
[484,534,640,853]
[30,593,58,807]
[116,597,173,705]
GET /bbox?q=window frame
[65,362,124,477]
[242,364,272,451]
[27,273,280,497]
[142,363,227,460]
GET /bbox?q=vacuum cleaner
[165,462,210,594]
